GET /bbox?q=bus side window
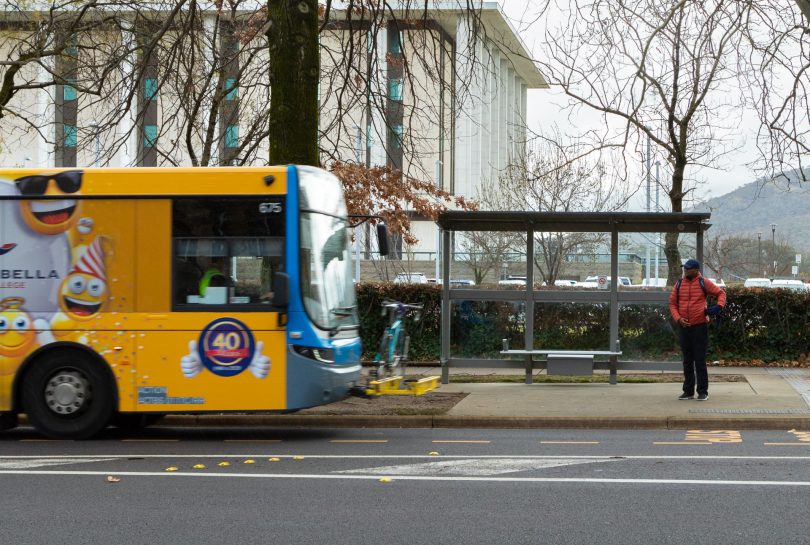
[172,198,285,308]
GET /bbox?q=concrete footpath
[160,366,810,431]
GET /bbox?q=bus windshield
[298,167,358,332]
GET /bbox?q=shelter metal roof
[436,211,712,233]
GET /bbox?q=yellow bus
[0,165,373,438]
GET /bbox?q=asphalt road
[2,426,810,544]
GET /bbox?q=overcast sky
[498,0,762,206]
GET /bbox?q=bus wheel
[111,413,164,430]
[23,351,114,440]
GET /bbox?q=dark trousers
[680,323,709,396]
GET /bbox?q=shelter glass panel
[618,303,680,360]
[449,300,524,359]
[533,302,611,351]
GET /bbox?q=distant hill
[690,174,810,252]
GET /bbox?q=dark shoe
[697,393,709,401]
[678,393,694,400]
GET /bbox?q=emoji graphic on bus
[180,318,270,379]
[15,170,84,236]
[0,179,71,316]
[37,237,111,345]
[0,297,38,381]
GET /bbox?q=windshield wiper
[330,305,357,317]
[329,324,359,337]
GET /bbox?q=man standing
[669,259,726,401]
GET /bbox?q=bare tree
[539,1,750,284]
[480,134,629,285]
[702,233,754,282]
[739,2,810,185]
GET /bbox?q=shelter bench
[500,340,623,384]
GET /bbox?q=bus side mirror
[273,272,289,307]
[377,223,389,257]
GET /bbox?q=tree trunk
[267,0,319,166]
[665,156,687,285]
[797,0,810,23]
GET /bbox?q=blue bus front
[284,166,362,409]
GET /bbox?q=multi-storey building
[0,1,545,270]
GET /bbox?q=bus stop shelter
[436,211,712,384]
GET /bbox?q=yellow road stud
[193,464,206,469]
[268,457,281,462]
[428,451,440,456]
[165,467,178,472]
[293,455,305,460]
[243,459,255,464]
[379,477,393,483]
[218,461,231,467]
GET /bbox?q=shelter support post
[609,226,619,385]
[440,228,451,384]
[524,227,535,385]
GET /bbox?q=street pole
[353,124,362,283]
[771,223,777,278]
[757,232,762,277]
[435,159,443,283]
[645,134,651,285]
[655,161,660,283]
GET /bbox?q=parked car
[498,276,527,286]
[707,278,727,288]
[770,279,807,292]
[584,275,632,287]
[428,278,475,286]
[641,278,667,287]
[394,272,428,284]
[744,278,771,288]
[554,279,578,287]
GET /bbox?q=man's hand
[678,317,690,327]
[180,340,202,378]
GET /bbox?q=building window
[388,125,403,150]
[225,125,239,149]
[388,79,403,101]
[143,124,158,148]
[388,30,403,54]
[63,85,77,101]
[225,78,238,101]
[63,124,77,148]
[144,78,158,101]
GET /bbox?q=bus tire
[111,413,164,430]
[22,350,115,440]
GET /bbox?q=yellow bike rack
[365,375,440,396]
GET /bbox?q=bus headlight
[293,345,335,363]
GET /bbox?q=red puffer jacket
[669,274,727,326]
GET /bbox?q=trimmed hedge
[355,284,810,362]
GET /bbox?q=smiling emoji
[0,297,37,364]
[15,170,83,235]
[57,237,108,322]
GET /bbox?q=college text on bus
[0,165,370,438]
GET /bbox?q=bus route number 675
[259,202,282,214]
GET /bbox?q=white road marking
[1,469,810,487]
[336,458,615,476]
[1,454,810,460]
[0,458,114,469]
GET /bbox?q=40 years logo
[180,318,270,379]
